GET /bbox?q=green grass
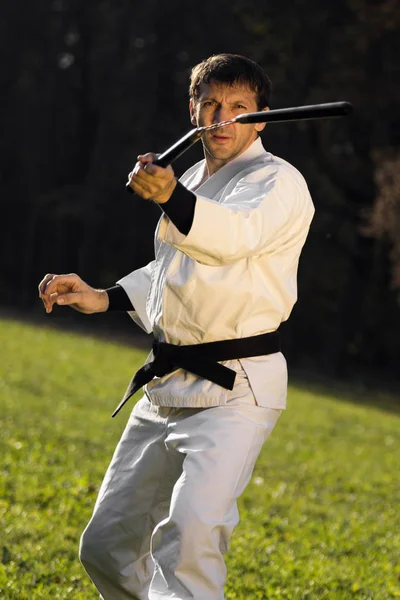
[0,318,399,599]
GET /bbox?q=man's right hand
[38,273,109,314]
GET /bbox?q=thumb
[56,292,82,306]
[137,152,157,165]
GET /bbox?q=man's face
[189,81,268,173]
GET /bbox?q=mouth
[210,132,232,144]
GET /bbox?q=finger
[133,167,157,185]
[127,177,154,199]
[126,168,138,186]
[39,275,58,312]
[136,162,174,183]
[128,159,172,186]
[38,273,55,296]
[45,291,82,314]
[42,273,80,297]
[145,162,175,179]
[55,292,82,307]
[42,297,51,313]
[128,167,159,193]
[129,165,176,201]
[43,292,58,314]
[137,152,157,165]
[143,162,159,175]
[126,161,146,185]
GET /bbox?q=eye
[202,101,215,107]
[235,104,247,110]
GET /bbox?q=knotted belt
[112,330,281,417]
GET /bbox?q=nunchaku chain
[197,119,237,133]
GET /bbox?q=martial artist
[39,53,315,600]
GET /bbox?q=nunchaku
[126,101,353,192]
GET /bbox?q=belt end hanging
[111,396,131,418]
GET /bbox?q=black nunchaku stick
[126,101,353,192]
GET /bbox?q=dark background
[2,0,399,386]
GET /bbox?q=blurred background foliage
[1,0,399,384]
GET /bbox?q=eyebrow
[200,96,250,104]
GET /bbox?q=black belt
[112,330,281,417]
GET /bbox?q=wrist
[96,289,109,312]
[154,178,177,204]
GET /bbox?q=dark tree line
[1,0,399,382]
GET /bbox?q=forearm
[158,172,314,266]
[160,180,197,235]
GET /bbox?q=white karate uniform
[79,138,314,599]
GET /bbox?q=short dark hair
[189,54,271,110]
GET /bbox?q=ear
[255,107,269,132]
[189,100,197,126]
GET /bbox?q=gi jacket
[118,138,315,409]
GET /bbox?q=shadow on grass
[1,306,399,415]
[290,368,400,415]
[0,306,152,351]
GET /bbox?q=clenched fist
[126,153,177,203]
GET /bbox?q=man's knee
[154,496,236,560]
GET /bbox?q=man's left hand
[127,153,177,204]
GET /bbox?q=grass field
[0,318,399,599]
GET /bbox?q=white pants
[79,387,282,600]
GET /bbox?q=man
[39,54,314,600]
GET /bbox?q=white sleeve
[117,261,155,333]
[157,168,314,267]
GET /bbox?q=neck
[205,155,230,177]
[202,134,259,178]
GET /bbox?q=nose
[213,105,232,124]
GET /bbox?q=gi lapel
[183,138,270,202]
